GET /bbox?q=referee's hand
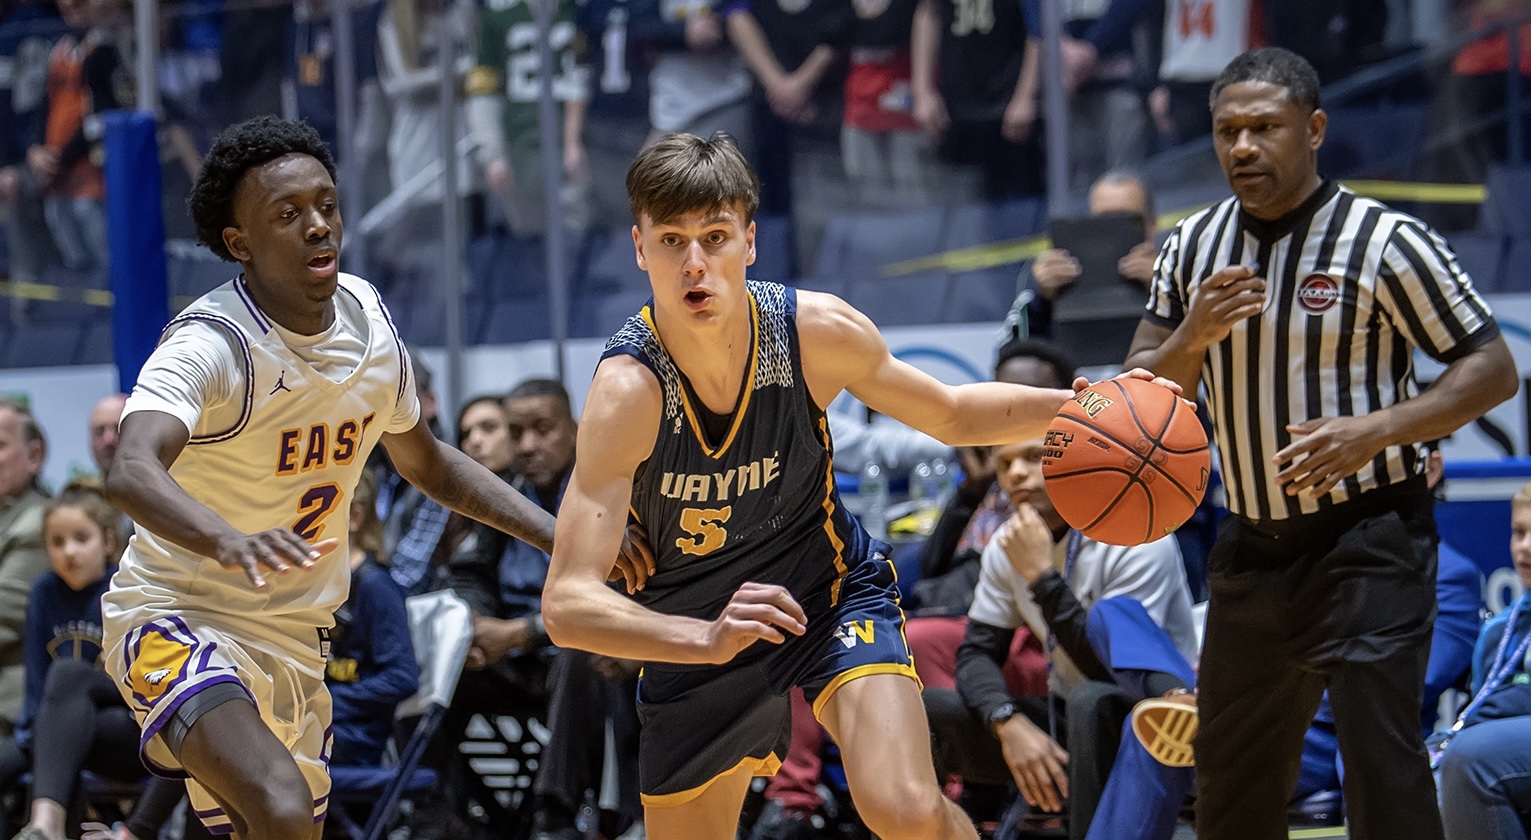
[1185,264,1265,348]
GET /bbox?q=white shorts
[104,608,334,835]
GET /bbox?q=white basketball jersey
[1159,0,1252,82]
[107,273,416,633]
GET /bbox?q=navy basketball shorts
[635,542,918,807]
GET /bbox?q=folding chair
[329,589,474,840]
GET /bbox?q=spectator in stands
[822,404,948,477]
[86,393,124,478]
[506,379,645,840]
[924,427,1197,840]
[910,0,1040,200]
[1019,0,1156,189]
[285,0,386,167]
[378,353,451,595]
[0,0,64,292]
[442,379,576,833]
[3,481,134,840]
[1424,0,1531,231]
[328,469,419,769]
[574,0,653,229]
[911,338,1074,620]
[213,0,287,127]
[7,0,130,283]
[629,0,753,151]
[0,399,49,734]
[465,0,590,236]
[374,0,478,248]
[726,0,853,269]
[1150,0,1262,146]
[840,0,929,209]
[1000,170,1157,343]
[1434,478,1531,840]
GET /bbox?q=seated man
[924,428,1198,840]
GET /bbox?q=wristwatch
[987,702,1019,731]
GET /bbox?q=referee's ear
[1306,108,1328,153]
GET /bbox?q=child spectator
[4,480,133,840]
[1438,479,1531,840]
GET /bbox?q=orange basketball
[1041,378,1211,547]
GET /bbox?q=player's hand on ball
[1074,369,1195,411]
[1272,414,1389,498]
[996,715,1070,813]
[215,531,335,589]
[609,522,657,594]
[996,505,1055,586]
[705,582,807,664]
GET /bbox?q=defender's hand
[213,532,334,589]
[608,522,657,594]
[704,582,807,664]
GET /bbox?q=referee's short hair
[1210,47,1321,114]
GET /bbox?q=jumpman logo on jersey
[270,371,293,395]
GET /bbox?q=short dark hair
[506,378,573,420]
[994,339,1077,387]
[188,116,337,262]
[408,348,434,396]
[1210,47,1321,114]
[627,133,760,226]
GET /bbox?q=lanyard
[1450,594,1531,734]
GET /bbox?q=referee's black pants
[1194,481,1444,840]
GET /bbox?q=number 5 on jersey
[677,507,732,556]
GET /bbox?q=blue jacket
[1468,588,1531,727]
[327,558,418,767]
[16,568,114,750]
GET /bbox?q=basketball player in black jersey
[543,133,1177,840]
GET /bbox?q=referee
[1124,48,1517,840]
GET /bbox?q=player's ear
[223,226,251,263]
[745,220,756,267]
[631,224,647,271]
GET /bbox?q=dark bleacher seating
[76,317,114,365]
[750,214,793,283]
[812,207,946,288]
[1481,165,1531,238]
[6,322,83,368]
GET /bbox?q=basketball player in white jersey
[98,117,627,840]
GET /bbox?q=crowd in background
[1,0,1528,296]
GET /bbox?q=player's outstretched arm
[543,357,806,663]
[106,411,330,589]
[381,419,557,554]
[796,291,1072,446]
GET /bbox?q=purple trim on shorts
[321,725,333,764]
[137,675,252,777]
[206,824,233,835]
[194,805,227,819]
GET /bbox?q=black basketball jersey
[600,281,869,626]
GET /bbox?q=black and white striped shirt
[1145,181,1500,521]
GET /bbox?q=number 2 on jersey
[676,506,732,556]
[293,483,345,542]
